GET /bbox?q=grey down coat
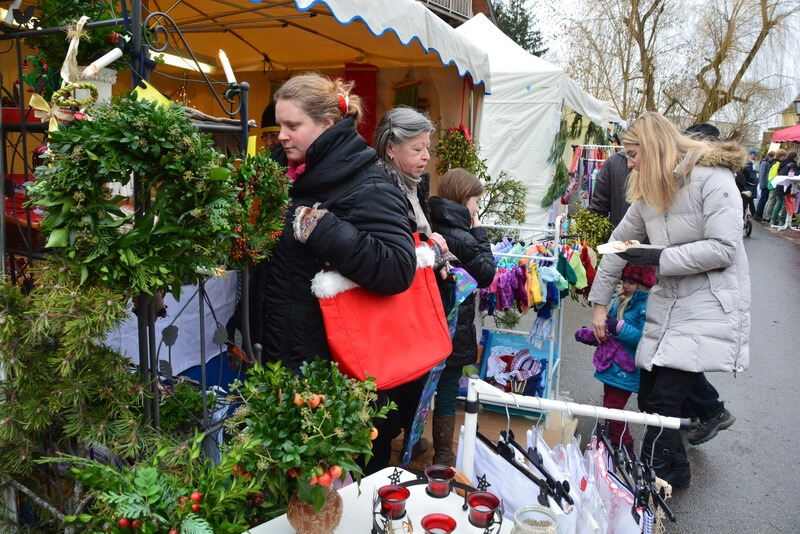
[588,143,750,374]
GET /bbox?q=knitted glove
[618,246,664,266]
[292,203,329,243]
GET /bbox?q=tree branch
[2,478,65,522]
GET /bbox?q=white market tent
[456,14,621,227]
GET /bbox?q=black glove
[605,317,620,334]
[618,246,664,266]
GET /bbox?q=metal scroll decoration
[143,11,243,116]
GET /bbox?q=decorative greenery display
[23,0,124,99]
[434,128,527,228]
[568,209,614,249]
[228,360,394,517]
[229,150,289,266]
[0,260,157,531]
[57,434,260,534]
[159,382,217,436]
[541,116,570,207]
[28,95,241,297]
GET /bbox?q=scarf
[377,160,431,235]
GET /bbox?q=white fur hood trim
[312,243,435,298]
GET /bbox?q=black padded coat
[428,197,496,368]
[258,118,416,370]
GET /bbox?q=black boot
[642,428,690,489]
[401,432,429,462]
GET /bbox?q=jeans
[755,187,769,218]
[638,366,699,477]
[763,189,778,222]
[770,191,787,224]
[433,364,462,417]
[681,372,724,421]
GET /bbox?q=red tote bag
[311,234,452,389]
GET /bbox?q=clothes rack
[481,216,567,403]
[461,378,692,483]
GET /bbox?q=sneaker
[687,409,735,445]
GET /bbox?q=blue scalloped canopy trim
[245,0,489,89]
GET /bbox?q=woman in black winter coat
[258,73,416,370]
[427,168,496,465]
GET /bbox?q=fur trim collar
[697,142,747,172]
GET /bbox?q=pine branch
[2,477,64,522]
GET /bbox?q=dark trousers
[755,187,769,218]
[603,384,634,454]
[433,364,462,417]
[638,366,699,477]
[681,373,725,421]
[364,377,424,475]
[744,185,756,216]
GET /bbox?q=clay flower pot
[286,486,343,534]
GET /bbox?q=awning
[771,124,800,143]
[150,0,491,91]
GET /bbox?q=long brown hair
[437,168,484,206]
[622,112,713,212]
[274,72,364,126]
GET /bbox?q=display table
[248,467,513,533]
[770,175,800,231]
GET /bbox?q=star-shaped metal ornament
[388,467,403,486]
[476,474,491,492]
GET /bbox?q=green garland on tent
[569,112,583,139]
[585,121,609,145]
[541,115,570,207]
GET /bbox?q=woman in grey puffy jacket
[588,112,750,489]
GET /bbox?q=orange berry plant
[229,359,395,517]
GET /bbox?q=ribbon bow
[29,93,59,132]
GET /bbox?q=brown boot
[432,415,456,466]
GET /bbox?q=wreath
[51,82,99,109]
[229,150,290,266]
[28,94,241,297]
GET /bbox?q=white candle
[218,49,236,84]
[82,47,123,78]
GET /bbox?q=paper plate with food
[597,240,642,255]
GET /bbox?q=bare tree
[556,0,799,128]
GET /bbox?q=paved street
[560,221,800,532]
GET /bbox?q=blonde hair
[437,168,484,206]
[617,292,632,319]
[621,112,713,212]
[274,72,364,126]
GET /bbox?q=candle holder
[467,491,501,528]
[424,464,455,498]
[420,513,457,534]
[377,484,411,520]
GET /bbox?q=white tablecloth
[247,467,513,533]
[104,272,238,375]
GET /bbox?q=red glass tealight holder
[421,513,457,534]
[424,464,455,498]
[467,491,501,528]
[377,484,410,519]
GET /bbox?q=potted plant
[228,359,394,533]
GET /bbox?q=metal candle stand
[370,469,504,534]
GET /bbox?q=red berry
[328,465,342,479]
[192,503,200,513]
[131,519,142,529]
[117,517,131,529]
[190,491,202,503]
[318,472,333,486]
[169,530,179,534]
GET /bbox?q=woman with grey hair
[363,107,448,474]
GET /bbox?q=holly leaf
[45,228,69,248]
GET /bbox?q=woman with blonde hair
[588,112,750,489]
[258,72,416,370]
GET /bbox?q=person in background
[588,150,630,226]
[769,150,798,227]
[762,149,787,223]
[427,168,496,465]
[258,73,416,371]
[590,112,750,488]
[260,102,281,150]
[738,149,758,217]
[755,151,775,221]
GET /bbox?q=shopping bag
[311,233,452,390]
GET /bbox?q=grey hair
[374,106,435,161]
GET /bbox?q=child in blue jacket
[577,263,656,454]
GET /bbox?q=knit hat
[621,263,657,288]
[261,103,279,133]
[684,123,720,140]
